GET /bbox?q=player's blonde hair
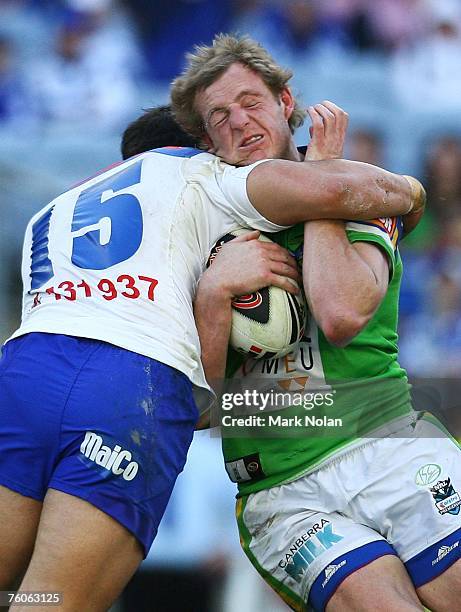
[171,34,306,138]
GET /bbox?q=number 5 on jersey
[30,160,143,289]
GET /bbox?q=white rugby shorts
[236,415,461,611]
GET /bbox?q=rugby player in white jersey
[172,34,461,612]
[0,78,422,612]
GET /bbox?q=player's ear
[280,87,295,121]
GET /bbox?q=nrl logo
[430,478,461,515]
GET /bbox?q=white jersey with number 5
[9,148,284,403]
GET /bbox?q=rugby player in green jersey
[172,35,461,612]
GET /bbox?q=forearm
[247,159,423,225]
[194,285,232,386]
[401,175,426,236]
[303,220,387,346]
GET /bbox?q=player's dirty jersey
[223,217,413,496]
[9,149,286,412]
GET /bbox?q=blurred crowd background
[0,0,460,610]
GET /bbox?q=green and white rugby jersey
[223,217,413,496]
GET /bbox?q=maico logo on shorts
[279,519,343,584]
[80,431,139,481]
[430,478,461,515]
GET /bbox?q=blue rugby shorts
[0,332,199,556]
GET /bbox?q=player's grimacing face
[194,63,299,166]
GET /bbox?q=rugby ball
[208,229,306,359]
